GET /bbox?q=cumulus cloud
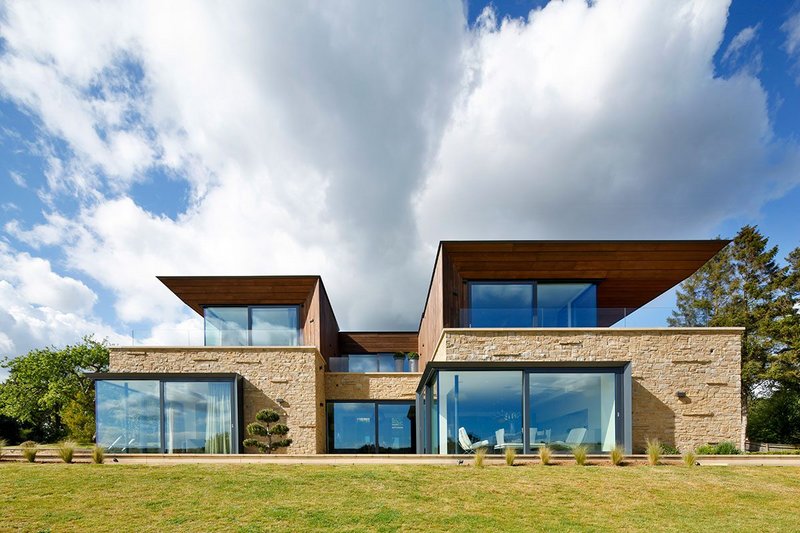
[416,1,798,242]
[0,0,798,359]
[0,243,126,379]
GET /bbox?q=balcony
[120,328,304,347]
[460,306,684,329]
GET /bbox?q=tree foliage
[0,337,109,442]
[242,408,292,453]
[669,226,799,400]
[747,388,800,444]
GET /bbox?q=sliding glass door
[421,367,623,454]
[96,377,238,454]
[529,371,617,452]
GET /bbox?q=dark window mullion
[374,403,380,454]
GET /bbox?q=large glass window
[205,307,249,346]
[529,372,616,452]
[164,382,234,453]
[251,307,300,346]
[537,283,597,327]
[378,404,415,453]
[468,283,534,327]
[95,378,237,454]
[327,402,415,454]
[328,353,408,373]
[204,306,301,346]
[437,371,523,454]
[421,368,622,454]
[96,380,161,453]
[466,281,597,328]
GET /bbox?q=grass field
[1,463,799,532]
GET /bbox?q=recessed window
[327,401,415,453]
[204,306,301,346]
[466,282,597,327]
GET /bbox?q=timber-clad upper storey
[157,240,729,371]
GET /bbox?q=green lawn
[1,463,799,532]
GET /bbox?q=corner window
[204,305,301,346]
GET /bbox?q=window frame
[94,374,241,454]
[203,304,302,346]
[465,280,599,328]
[326,400,416,454]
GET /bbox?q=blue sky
[1,0,799,373]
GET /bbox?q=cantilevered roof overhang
[157,275,321,316]
[420,240,730,328]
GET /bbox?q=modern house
[91,240,744,455]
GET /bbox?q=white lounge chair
[495,428,523,450]
[551,427,587,448]
[458,427,489,453]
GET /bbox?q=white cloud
[0,244,127,379]
[721,24,761,74]
[784,10,800,55]
[0,0,798,353]
[9,170,26,188]
[783,9,800,83]
[416,1,799,242]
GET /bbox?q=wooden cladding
[157,276,320,315]
[338,332,419,354]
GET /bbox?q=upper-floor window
[466,282,597,328]
[328,353,411,373]
[204,305,301,346]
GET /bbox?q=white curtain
[204,382,232,453]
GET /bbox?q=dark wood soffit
[338,332,419,354]
[440,239,730,310]
[158,276,321,316]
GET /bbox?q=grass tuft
[91,445,105,464]
[20,441,38,463]
[572,444,588,466]
[473,447,487,468]
[682,449,697,467]
[504,446,516,466]
[646,438,662,466]
[610,445,624,466]
[58,441,77,463]
[539,446,552,466]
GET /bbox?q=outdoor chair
[458,427,489,453]
[551,427,587,448]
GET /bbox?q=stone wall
[325,373,420,401]
[110,347,326,454]
[433,328,744,452]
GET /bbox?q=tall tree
[0,337,108,442]
[668,226,800,407]
[767,246,800,392]
[668,241,732,327]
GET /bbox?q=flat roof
[158,275,320,316]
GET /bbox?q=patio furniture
[494,428,523,450]
[551,427,587,448]
[458,427,489,453]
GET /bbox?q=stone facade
[110,347,327,454]
[433,327,744,452]
[325,373,420,401]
